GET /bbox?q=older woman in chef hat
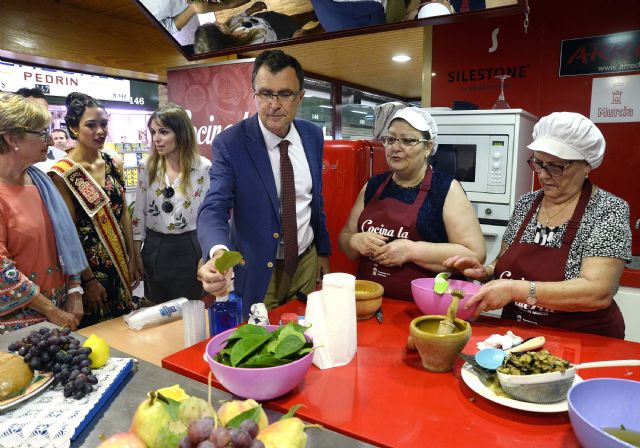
[445,112,632,339]
[339,106,486,300]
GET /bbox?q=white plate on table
[0,372,54,413]
[460,363,583,413]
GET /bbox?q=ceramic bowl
[355,279,384,320]
[409,315,472,372]
[568,378,640,448]
[411,278,481,320]
[204,325,313,401]
[497,368,577,404]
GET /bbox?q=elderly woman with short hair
[339,106,486,300]
[445,112,632,338]
[0,93,87,333]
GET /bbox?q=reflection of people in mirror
[310,0,386,32]
[140,0,253,46]
[194,2,320,53]
[416,0,455,19]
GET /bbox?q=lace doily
[0,357,134,448]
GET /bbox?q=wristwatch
[525,281,537,306]
[68,286,84,295]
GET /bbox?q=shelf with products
[105,142,150,190]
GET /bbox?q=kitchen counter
[77,316,186,367]
[162,298,640,448]
[1,323,374,447]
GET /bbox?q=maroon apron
[357,168,437,300]
[495,180,625,339]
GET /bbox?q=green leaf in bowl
[230,333,271,367]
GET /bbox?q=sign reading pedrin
[559,30,640,77]
[590,74,640,123]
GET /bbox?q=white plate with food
[460,363,583,413]
[0,372,54,413]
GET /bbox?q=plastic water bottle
[208,286,243,337]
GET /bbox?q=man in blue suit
[197,50,331,316]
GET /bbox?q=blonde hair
[146,104,200,195]
[0,93,51,154]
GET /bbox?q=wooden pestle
[436,289,465,335]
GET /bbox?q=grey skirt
[141,228,203,303]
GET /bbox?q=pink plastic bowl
[205,325,313,401]
[411,278,482,320]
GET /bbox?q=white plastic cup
[182,300,206,347]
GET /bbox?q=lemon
[82,334,110,368]
[156,384,189,402]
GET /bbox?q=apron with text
[357,168,436,300]
[495,180,625,338]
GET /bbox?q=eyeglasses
[24,128,50,143]
[380,136,430,150]
[527,157,575,177]
[161,186,175,213]
[253,89,301,103]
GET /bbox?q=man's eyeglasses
[527,157,575,177]
[24,128,50,143]
[380,136,430,150]
[254,89,301,103]
[161,186,175,213]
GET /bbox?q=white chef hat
[390,107,439,154]
[527,112,606,169]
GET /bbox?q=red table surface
[162,299,640,448]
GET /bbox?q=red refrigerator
[322,140,387,275]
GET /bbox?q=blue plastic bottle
[208,291,243,336]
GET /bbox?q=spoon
[475,336,546,370]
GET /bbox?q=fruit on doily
[0,352,33,399]
[82,334,110,368]
[97,431,145,448]
[130,391,171,447]
[218,399,268,430]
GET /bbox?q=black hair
[251,50,305,91]
[15,87,46,99]
[64,92,105,140]
[194,23,232,53]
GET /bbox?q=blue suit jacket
[197,114,331,314]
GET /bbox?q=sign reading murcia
[590,74,640,123]
[167,60,256,159]
[560,30,640,77]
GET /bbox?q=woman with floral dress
[132,104,211,303]
[50,92,142,326]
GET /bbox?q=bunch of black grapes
[179,418,265,448]
[8,327,98,400]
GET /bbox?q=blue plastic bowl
[568,378,640,448]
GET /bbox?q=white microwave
[429,109,538,223]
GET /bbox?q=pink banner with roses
[167,60,257,159]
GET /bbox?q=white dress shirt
[259,119,314,259]
[35,146,67,173]
[133,155,211,240]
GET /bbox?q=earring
[14,147,19,151]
